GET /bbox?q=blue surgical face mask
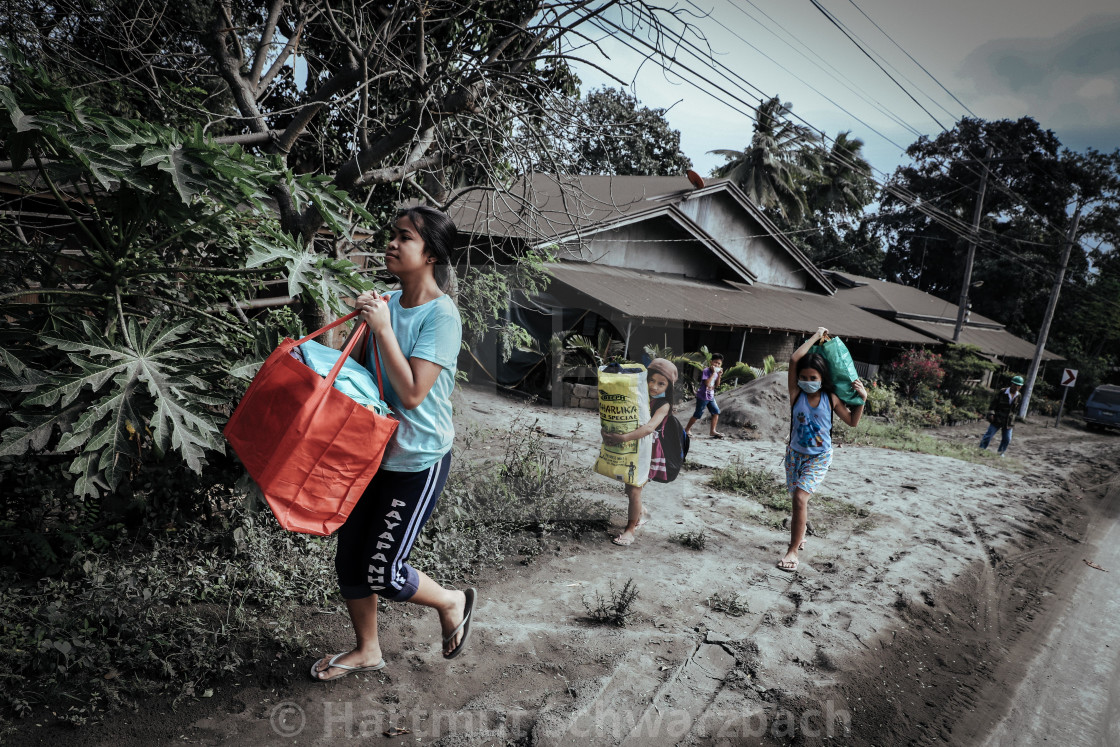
[798,380,822,394]
[651,391,666,399]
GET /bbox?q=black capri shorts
[335,451,451,601]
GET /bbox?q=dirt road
[979,474,1120,746]
[18,385,1120,746]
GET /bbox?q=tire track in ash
[836,452,1107,747]
[886,474,1095,747]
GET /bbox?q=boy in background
[686,353,724,438]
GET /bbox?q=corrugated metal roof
[890,319,1061,361]
[827,270,1060,361]
[828,270,1003,326]
[449,174,834,294]
[448,174,705,240]
[545,263,936,344]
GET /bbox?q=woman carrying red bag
[311,206,476,681]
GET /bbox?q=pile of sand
[715,371,791,440]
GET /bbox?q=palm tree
[806,131,874,218]
[709,97,820,222]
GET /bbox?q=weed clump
[707,590,750,617]
[584,578,640,627]
[412,422,610,583]
[833,420,1009,466]
[674,530,707,550]
[0,509,332,727]
[708,460,788,508]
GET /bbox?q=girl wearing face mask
[779,327,868,572]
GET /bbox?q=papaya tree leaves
[1,66,382,502]
[289,173,377,235]
[0,84,39,134]
[246,229,372,313]
[0,404,84,458]
[139,143,209,203]
[2,319,226,496]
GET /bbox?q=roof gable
[447,174,833,293]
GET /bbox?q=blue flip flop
[443,587,477,659]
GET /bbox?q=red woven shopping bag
[224,310,398,536]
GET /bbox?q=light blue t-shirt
[365,290,461,471]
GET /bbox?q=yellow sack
[594,363,652,487]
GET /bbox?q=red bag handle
[291,301,388,395]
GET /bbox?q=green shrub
[707,460,784,499]
[957,389,994,415]
[1031,397,1062,416]
[674,530,708,550]
[940,344,998,402]
[863,381,899,416]
[583,578,640,627]
[707,461,790,517]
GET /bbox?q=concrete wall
[676,193,809,289]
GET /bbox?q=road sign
[1061,369,1078,387]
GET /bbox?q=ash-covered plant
[583,578,640,627]
[0,64,375,569]
[0,508,335,726]
[674,529,708,550]
[707,460,786,503]
[410,418,610,584]
[707,589,749,617]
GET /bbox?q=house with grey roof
[826,271,1061,380]
[450,174,939,397]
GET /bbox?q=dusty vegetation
[583,578,641,627]
[0,419,609,731]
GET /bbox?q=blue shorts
[693,398,720,419]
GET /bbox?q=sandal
[443,588,477,660]
[310,653,386,681]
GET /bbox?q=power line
[845,0,977,119]
[808,0,949,131]
[731,0,926,142]
[582,11,1095,288]
[682,0,912,151]
[821,0,1097,257]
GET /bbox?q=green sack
[809,335,864,407]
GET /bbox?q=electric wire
[681,0,912,151]
[822,0,1105,258]
[579,8,1109,297]
[587,14,1059,278]
[730,0,926,142]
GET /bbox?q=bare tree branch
[250,0,286,85]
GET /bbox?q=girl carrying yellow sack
[594,362,652,487]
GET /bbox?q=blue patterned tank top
[790,390,832,456]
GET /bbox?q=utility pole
[1019,205,1083,419]
[953,146,994,342]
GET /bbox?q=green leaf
[0,84,40,133]
[142,144,209,203]
[0,405,81,457]
[227,360,262,380]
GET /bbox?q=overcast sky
[568,0,1120,180]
